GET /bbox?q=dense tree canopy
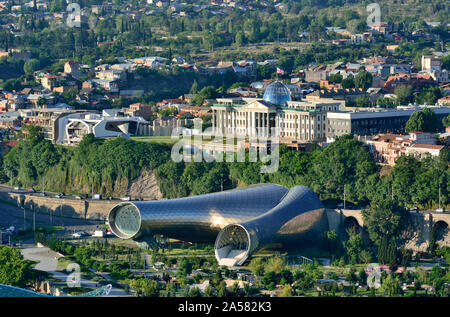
[405,108,440,133]
[0,246,33,287]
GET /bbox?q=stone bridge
[1,192,116,221]
[326,209,450,252]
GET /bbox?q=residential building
[367,132,443,165]
[383,74,436,94]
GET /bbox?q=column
[212,109,216,133]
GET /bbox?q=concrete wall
[326,209,450,252]
[1,192,116,220]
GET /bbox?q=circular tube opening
[215,224,250,266]
[107,203,141,239]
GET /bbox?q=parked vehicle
[27,188,35,193]
[72,231,89,238]
[92,194,102,200]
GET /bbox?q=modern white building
[65,112,148,145]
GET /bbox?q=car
[92,194,102,200]
[120,196,131,201]
[13,186,20,190]
[72,231,89,238]
[436,208,444,213]
[55,193,63,199]
[27,188,35,193]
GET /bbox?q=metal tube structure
[107,184,289,241]
[107,184,325,267]
[214,186,324,266]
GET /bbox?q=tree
[329,73,343,84]
[405,108,439,133]
[2,78,22,91]
[248,257,265,277]
[416,87,442,105]
[140,279,160,297]
[22,124,43,141]
[187,286,202,297]
[265,257,285,273]
[261,271,277,290]
[346,267,358,284]
[362,200,408,247]
[276,56,295,74]
[359,250,372,264]
[189,80,198,94]
[358,268,368,286]
[355,68,373,90]
[279,285,293,297]
[0,246,33,287]
[203,284,214,297]
[377,96,397,108]
[235,31,247,47]
[37,96,46,108]
[323,230,340,256]
[23,58,40,74]
[341,76,355,89]
[343,230,364,264]
[395,85,414,106]
[191,86,219,106]
[443,114,450,128]
[381,274,402,297]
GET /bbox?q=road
[0,200,102,231]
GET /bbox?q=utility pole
[23,206,26,231]
[33,206,36,232]
[391,182,394,200]
[343,186,346,210]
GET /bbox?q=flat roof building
[326,106,450,141]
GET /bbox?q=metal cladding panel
[129,184,289,240]
[239,186,324,253]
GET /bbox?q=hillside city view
[0,0,449,306]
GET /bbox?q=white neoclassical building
[211,81,344,143]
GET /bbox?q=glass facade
[263,81,291,106]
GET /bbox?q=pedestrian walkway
[21,246,128,296]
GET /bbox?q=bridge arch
[344,216,360,234]
[432,220,449,243]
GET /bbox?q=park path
[21,245,128,296]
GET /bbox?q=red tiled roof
[410,144,444,150]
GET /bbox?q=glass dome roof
[263,81,291,106]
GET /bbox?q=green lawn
[130,136,181,145]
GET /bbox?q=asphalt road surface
[0,200,102,232]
